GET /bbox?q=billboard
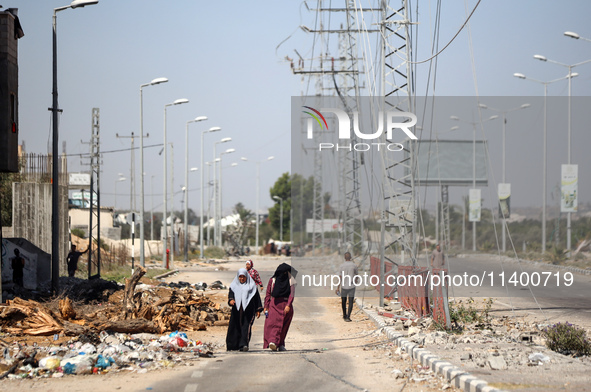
[469,189,481,222]
[561,164,578,213]
[407,140,488,186]
[498,183,511,219]
[306,219,342,233]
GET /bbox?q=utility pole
[116,131,149,212]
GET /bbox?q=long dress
[226,288,263,351]
[263,277,295,349]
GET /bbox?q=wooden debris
[124,266,146,319]
[59,297,76,320]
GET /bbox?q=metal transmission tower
[292,2,372,255]
[378,0,416,303]
[88,108,102,279]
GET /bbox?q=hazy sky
[9,0,591,217]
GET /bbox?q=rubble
[0,267,231,379]
[0,330,217,379]
[0,267,231,337]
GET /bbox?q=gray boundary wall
[12,183,68,273]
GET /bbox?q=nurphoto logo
[302,106,418,151]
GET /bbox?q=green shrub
[204,246,225,259]
[71,228,86,238]
[543,322,591,357]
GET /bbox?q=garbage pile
[0,330,216,379]
[0,267,231,336]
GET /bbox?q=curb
[152,269,180,280]
[357,299,506,392]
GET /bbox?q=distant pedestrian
[11,249,25,287]
[335,252,358,322]
[245,260,263,292]
[264,263,297,351]
[430,244,446,269]
[67,244,89,277]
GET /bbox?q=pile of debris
[0,330,216,379]
[0,266,231,336]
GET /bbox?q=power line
[64,143,163,157]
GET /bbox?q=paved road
[441,254,591,327]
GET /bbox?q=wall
[1,237,51,290]
[12,182,68,273]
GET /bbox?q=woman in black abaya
[226,268,263,351]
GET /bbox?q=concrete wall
[0,10,20,173]
[69,207,114,234]
[1,237,51,290]
[12,182,69,273]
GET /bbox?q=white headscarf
[229,268,257,310]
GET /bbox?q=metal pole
[279,198,283,242]
[542,84,547,254]
[151,175,154,242]
[51,9,61,295]
[162,106,168,268]
[184,122,189,262]
[170,143,174,265]
[502,113,506,253]
[200,132,205,258]
[256,161,260,254]
[140,87,145,266]
[213,146,218,247]
[472,124,476,252]
[566,65,572,256]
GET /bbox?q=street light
[114,176,126,210]
[241,156,275,254]
[513,72,576,254]
[139,77,168,267]
[213,137,232,247]
[450,114,498,252]
[51,0,98,293]
[217,148,236,247]
[162,98,189,268]
[184,116,207,262]
[533,54,589,256]
[200,126,221,258]
[272,195,284,242]
[564,31,591,43]
[478,103,529,253]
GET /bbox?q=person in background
[226,268,263,352]
[245,260,264,292]
[263,263,297,351]
[430,243,446,269]
[335,252,358,322]
[67,244,89,278]
[11,249,25,287]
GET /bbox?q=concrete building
[0,8,24,173]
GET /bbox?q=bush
[204,246,225,259]
[71,228,86,238]
[543,322,591,357]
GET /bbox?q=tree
[269,172,291,241]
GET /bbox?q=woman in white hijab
[226,268,263,351]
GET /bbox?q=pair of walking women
[225,263,296,352]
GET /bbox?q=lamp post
[162,98,189,268]
[241,156,275,254]
[273,195,284,242]
[564,31,591,43]
[213,138,232,247]
[217,148,236,246]
[114,176,126,210]
[200,126,221,258]
[184,116,207,262]
[513,73,575,254]
[150,175,155,241]
[533,54,590,256]
[139,77,168,266]
[51,0,98,293]
[450,114,498,252]
[478,103,530,253]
